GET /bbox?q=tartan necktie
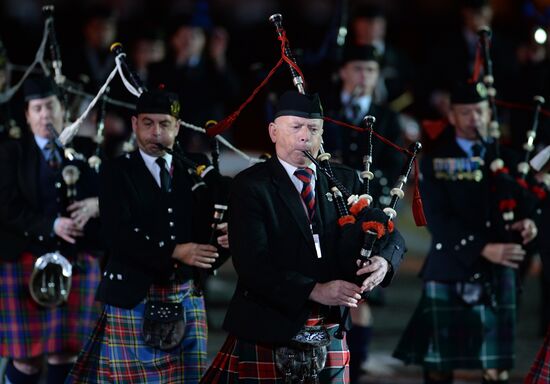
[44,140,60,169]
[156,157,171,193]
[294,167,316,222]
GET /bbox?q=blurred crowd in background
[1,0,550,158]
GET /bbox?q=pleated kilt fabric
[0,251,101,359]
[393,266,516,371]
[201,307,350,383]
[66,281,207,384]
[525,326,550,383]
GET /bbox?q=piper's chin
[293,153,310,167]
[146,143,164,156]
[39,129,54,140]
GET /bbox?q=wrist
[308,283,321,302]
[53,217,60,233]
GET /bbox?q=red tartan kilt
[0,251,101,358]
[525,326,550,383]
[201,315,350,384]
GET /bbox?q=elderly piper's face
[132,113,180,156]
[25,95,64,139]
[269,115,323,167]
[448,101,491,140]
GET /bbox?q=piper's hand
[216,222,229,249]
[481,243,526,268]
[67,197,100,229]
[172,243,219,269]
[509,218,538,244]
[53,217,83,244]
[309,280,362,307]
[356,256,389,293]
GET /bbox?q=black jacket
[223,157,405,344]
[418,132,535,281]
[96,150,229,308]
[0,137,99,261]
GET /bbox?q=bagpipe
[179,12,422,382]
[41,5,103,171]
[30,125,74,309]
[303,139,421,339]
[22,9,94,305]
[106,41,233,294]
[156,140,232,297]
[29,124,99,308]
[266,14,427,344]
[475,27,542,244]
[451,26,546,307]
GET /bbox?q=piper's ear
[131,116,138,133]
[268,122,278,144]
[447,110,456,127]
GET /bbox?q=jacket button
[168,208,173,213]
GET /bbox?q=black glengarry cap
[342,44,381,65]
[275,90,323,119]
[450,82,488,104]
[23,76,57,102]
[136,89,181,118]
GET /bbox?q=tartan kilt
[525,325,550,383]
[201,314,350,384]
[0,251,101,359]
[393,266,516,371]
[66,281,207,384]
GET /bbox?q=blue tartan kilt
[0,252,101,359]
[66,281,207,384]
[393,266,516,371]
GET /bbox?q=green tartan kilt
[393,266,516,371]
